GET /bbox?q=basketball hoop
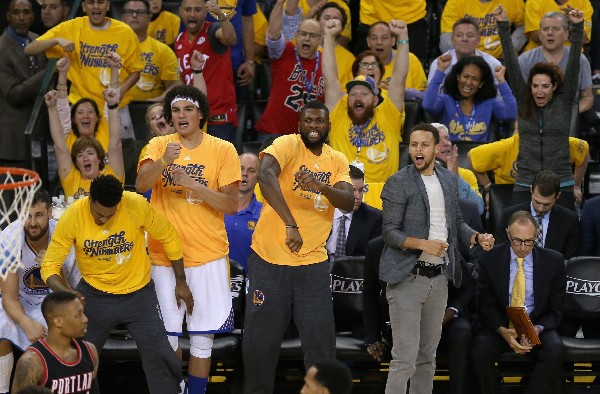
[0,167,41,279]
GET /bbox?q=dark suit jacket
[346,202,382,256]
[495,202,581,259]
[581,195,600,256]
[0,29,47,161]
[477,244,566,333]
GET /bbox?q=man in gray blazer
[380,123,494,394]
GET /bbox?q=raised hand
[437,53,452,71]
[493,4,507,23]
[191,50,206,71]
[565,7,584,24]
[56,56,70,74]
[102,88,119,107]
[105,51,122,70]
[162,142,181,165]
[324,18,343,37]
[388,19,408,40]
[494,65,506,83]
[44,90,59,107]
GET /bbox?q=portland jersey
[29,338,96,394]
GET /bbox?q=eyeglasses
[507,231,535,247]
[297,30,322,40]
[123,9,149,16]
[358,62,378,70]
[356,185,369,193]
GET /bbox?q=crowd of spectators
[2,0,600,393]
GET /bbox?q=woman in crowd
[45,53,124,199]
[496,4,584,205]
[423,55,517,142]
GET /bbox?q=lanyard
[350,120,372,155]
[455,100,476,133]
[294,49,320,103]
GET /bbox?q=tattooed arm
[11,350,45,393]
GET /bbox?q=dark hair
[71,136,106,172]
[452,17,480,33]
[31,188,51,209]
[41,291,77,324]
[312,360,353,394]
[70,98,100,137]
[349,164,364,180]
[163,85,210,129]
[16,386,53,394]
[9,0,33,11]
[410,123,440,144]
[507,210,538,230]
[351,50,385,78]
[523,62,563,117]
[300,99,329,119]
[443,56,497,102]
[316,2,348,32]
[531,170,561,197]
[123,0,150,9]
[90,174,123,207]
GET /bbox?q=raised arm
[55,56,73,134]
[491,65,518,121]
[322,19,344,110]
[267,0,286,41]
[496,5,526,107]
[207,0,237,46]
[422,55,452,116]
[387,20,408,113]
[45,90,73,180]
[191,50,207,95]
[563,9,584,102]
[104,53,124,179]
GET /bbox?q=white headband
[171,96,199,108]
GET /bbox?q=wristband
[285,224,299,229]
[396,39,409,45]
[193,69,203,74]
[107,103,118,110]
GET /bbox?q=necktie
[334,215,347,260]
[509,257,526,329]
[535,215,544,247]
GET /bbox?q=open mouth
[156,120,168,133]
[308,130,320,140]
[535,96,546,105]
[353,102,365,113]
[414,154,425,166]
[187,19,198,29]
[83,163,92,172]
[178,121,189,130]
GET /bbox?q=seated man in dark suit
[581,195,600,256]
[326,165,382,260]
[363,198,482,394]
[472,210,566,394]
[495,170,581,259]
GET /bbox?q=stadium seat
[403,100,421,141]
[128,101,154,144]
[487,184,514,235]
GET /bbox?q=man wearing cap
[323,18,406,183]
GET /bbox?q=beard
[300,129,328,148]
[347,103,375,126]
[25,223,49,242]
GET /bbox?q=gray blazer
[380,164,475,286]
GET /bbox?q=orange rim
[0,167,41,190]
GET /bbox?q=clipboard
[506,306,541,345]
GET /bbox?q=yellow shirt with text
[251,134,352,266]
[381,52,427,91]
[41,192,183,294]
[131,37,179,101]
[61,164,123,200]
[299,0,352,40]
[148,10,181,46]
[141,133,241,267]
[39,17,144,112]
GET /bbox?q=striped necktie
[535,214,544,247]
[334,215,347,260]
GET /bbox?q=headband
[171,96,199,108]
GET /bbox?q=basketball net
[0,167,41,279]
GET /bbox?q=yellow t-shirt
[39,17,144,111]
[299,0,352,40]
[254,6,268,47]
[141,133,241,267]
[329,91,405,184]
[469,134,588,184]
[131,37,180,101]
[381,52,427,91]
[65,120,110,153]
[458,167,482,196]
[61,164,123,200]
[441,0,525,59]
[335,44,355,89]
[41,192,183,294]
[148,10,181,46]
[523,0,593,52]
[360,0,426,25]
[251,134,352,266]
